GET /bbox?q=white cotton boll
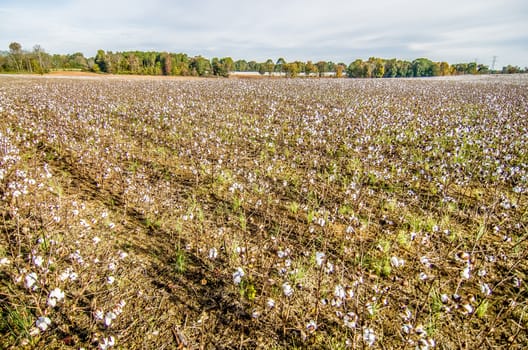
[233,267,244,285]
[441,294,449,303]
[94,309,104,320]
[117,300,126,309]
[391,256,405,268]
[315,252,325,266]
[512,277,521,288]
[59,268,71,281]
[325,261,334,274]
[366,303,375,315]
[49,288,64,301]
[363,327,376,347]
[25,272,38,290]
[47,287,65,307]
[104,311,117,327]
[99,336,116,350]
[32,255,44,268]
[461,266,470,280]
[334,285,346,300]
[480,283,492,296]
[267,298,275,308]
[69,271,78,281]
[282,282,294,297]
[420,256,431,268]
[306,320,317,333]
[36,316,51,331]
[47,297,57,308]
[29,326,41,337]
[402,324,413,334]
[463,303,474,314]
[208,247,218,260]
[343,312,357,329]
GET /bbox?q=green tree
[316,61,327,77]
[234,59,248,71]
[335,63,345,78]
[190,56,211,76]
[220,57,234,76]
[275,57,286,73]
[95,50,108,72]
[412,58,434,77]
[477,64,489,74]
[431,62,441,76]
[326,61,336,74]
[264,59,275,76]
[127,53,140,74]
[247,61,258,71]
[384,59,398,77]
[161,53,172,75]
[439,61,451,76]
[172,53,189,75]
[0,55,7,72]
[305,60,317,76]
[211,57,222,76]
[467,62,477,74]
[502,65,521,74]
[454,63,468,75]
[283,62,300,77]
[369,57,385,78]
[398,60,412,77]
[347,59,365,78]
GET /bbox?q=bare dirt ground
[0,71,204,80]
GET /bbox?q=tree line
[1,42,526,77]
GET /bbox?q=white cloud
[0,0,526,66]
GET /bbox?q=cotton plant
[1,73,527,349]
[47,287,65,307]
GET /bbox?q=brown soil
[46,70,101,77]
[45,71,205,80]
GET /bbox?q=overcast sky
[1,0,527,67]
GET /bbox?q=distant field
[0,74,527,349]
[1,71,207,80]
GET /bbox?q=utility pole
[491,56,497,72]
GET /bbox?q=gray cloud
[0,0,527,66]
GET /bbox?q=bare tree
[8,42,22,72]
[34,45,44,73]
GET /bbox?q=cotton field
[0,74,527,349]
